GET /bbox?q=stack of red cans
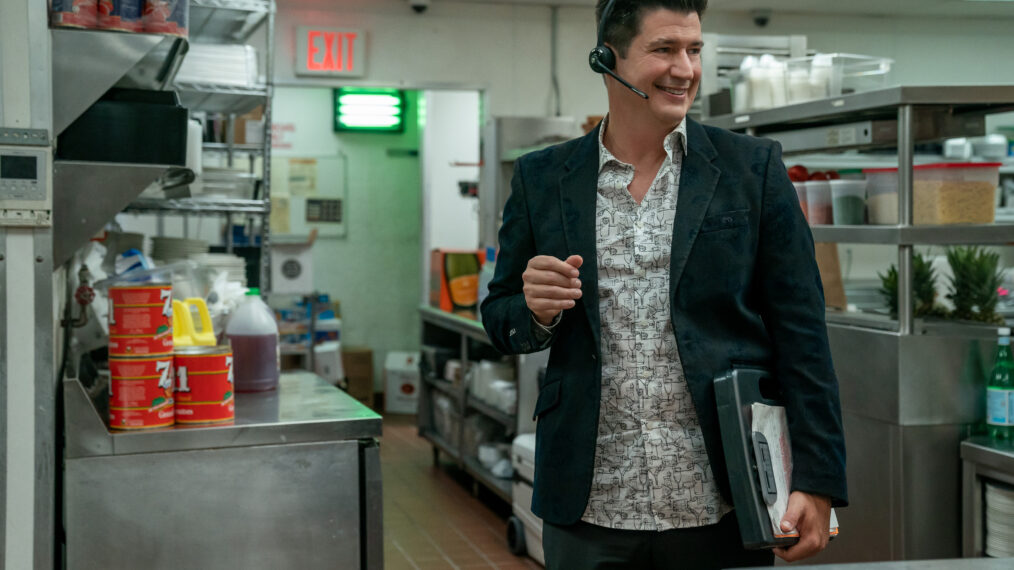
[51,0,188,37]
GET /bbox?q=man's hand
[773,491,832,563]
[523,255,583,325]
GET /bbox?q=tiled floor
[381,414,541,570]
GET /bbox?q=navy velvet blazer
[481,118,848,526]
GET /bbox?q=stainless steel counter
[65,371,382,458]
[64,371,383,569]
[962,437,1014,558]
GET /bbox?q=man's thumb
[564,255,583,269]
[781,499,803,532]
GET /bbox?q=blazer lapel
[559,126,602,350]
[670,119,721,298]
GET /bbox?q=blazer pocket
[700,209,750,234]
[532,379,562,420]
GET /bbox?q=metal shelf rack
[418,306,544,504]
[153,0,276,289]
[175,83,268,115]
[703,86,1014,562]
[202,142,265,154]
[189,0,272,43]
[124,198,268,215]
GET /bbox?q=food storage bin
[784,53,893,105]
[793,181,809,222]
[862,162,1001,225]
[806,180,833,225]
[830,180,867,225]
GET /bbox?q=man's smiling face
[608,8,703,128]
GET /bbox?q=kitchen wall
[271,86,423,391]
[276,0,1014,126]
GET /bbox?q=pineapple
[878,252,947,320]
[945,246,1005,325]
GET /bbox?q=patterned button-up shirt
[579,117,732,531]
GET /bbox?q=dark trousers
[543,511,774,570]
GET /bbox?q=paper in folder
[714,367,839,550]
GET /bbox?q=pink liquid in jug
[228,333,280,392]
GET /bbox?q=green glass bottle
[987,327,1014,441]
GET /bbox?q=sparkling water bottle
[987,327,1014,440]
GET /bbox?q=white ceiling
[447,0,1014,18]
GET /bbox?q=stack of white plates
[151,237,209,263]
[189,253,247,286]
[985,481,1014,557]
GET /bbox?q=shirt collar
[597,115,688,172]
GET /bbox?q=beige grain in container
[863,162,1001,225]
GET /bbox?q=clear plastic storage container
[226,288,280,392]
[805,180,833,225]
[783,53,893,105]
[863,163,1001,225]
[830,179,867,225]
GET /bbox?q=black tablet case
[714,366,799,550]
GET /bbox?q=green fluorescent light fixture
[334,88,405,132]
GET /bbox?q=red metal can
[51,0,99,29]
[109,355,175,430]
[108,284,173,357]
[174,346,235,425]
[97,0,145,32]
[143,0,188,37]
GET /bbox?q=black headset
[588,0,649,99]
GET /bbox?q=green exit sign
[333,87,405,133]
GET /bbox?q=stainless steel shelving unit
[706,85,1014,564]
[156,0,276,288]
[189,0,271,43]
[417,306,546,504]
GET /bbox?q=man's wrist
[531,311,562,333]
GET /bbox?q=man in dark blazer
[481,1,846,568]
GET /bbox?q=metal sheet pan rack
[703,85,1014,563]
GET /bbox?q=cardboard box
[233,105,264,145]
[385,351,421,414]
[430,249,486,318]
[342,346,374,409]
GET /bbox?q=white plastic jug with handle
[226,288,280,392]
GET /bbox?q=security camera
[751,9,771,28]
[409,0,430,13]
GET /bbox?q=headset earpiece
[589,0,648,99]
[589,45,616,73]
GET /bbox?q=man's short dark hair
[595,0,707,58]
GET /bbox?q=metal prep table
[63,371,382,569]
[753,558,1014,569]
[962,437,1014,558]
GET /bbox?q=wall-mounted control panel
[0,144,51,227]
